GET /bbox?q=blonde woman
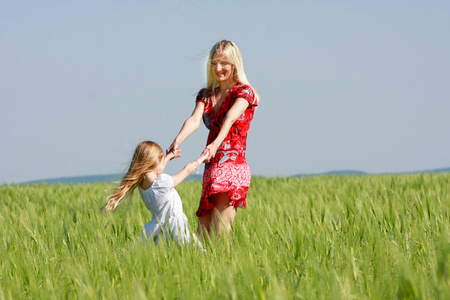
[167,40,259,240]
[102,141,207,248]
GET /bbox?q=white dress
[138,173,203,249]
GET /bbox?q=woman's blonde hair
[206,40,250,89]
[101,141,164,212]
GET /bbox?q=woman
[167,40,259,239]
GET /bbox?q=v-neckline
[212,84,236,117]
[213,92,225,116]
[211,86,223,117]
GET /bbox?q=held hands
[166,141,181,158]
[201,142,219,163]
[192,152,209,174]
[171,148,181,160]
[166,148,181,161]
[197,152,209,164]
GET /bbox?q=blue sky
[1,1,449,184]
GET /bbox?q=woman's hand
[170,148,181,160]
[166,141,180,156]
[197,152,210,164]
[202,142,219,162]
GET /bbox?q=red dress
[195,84,258,217]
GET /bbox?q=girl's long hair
[101,141,164,212]
[205,40,259,101]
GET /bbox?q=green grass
[1,173,449,299]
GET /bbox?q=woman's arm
[167,101,205,155]
[172,153,209,187]
[202,98,249,161]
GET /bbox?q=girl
[102,141,206,248]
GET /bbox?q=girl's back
[138,174,183,223]
[138,173,197,247]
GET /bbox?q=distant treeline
[20,167,450,185]
[293,167,450,178]
[22,174,203,185]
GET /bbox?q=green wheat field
[1,174,449,299]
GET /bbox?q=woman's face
[211,51,235,83]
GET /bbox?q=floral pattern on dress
[195,84,258,217]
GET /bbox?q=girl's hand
[196,152,209,164]
[169,149,181,160]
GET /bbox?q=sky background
[1,1,449,184]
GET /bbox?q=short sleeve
[152,173,174,189]
[234,85,258,106]
[196,88,207,104]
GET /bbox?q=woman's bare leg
[197,213,212,238]
[210,193,237,239]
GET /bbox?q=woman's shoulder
[231,84,257,105]
[231,84,252,95]
[197,87,208,94]
[196,88,208,102]
[197,86,221,103]
[233,83,252,90]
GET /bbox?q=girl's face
[211,51,235,83]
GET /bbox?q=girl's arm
[167,101,205,155]
[160,150,180,172]
[202,98,249,161]
[141,151,181,191]
[172,153,208,187]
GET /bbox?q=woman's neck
[218,80,237,92]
